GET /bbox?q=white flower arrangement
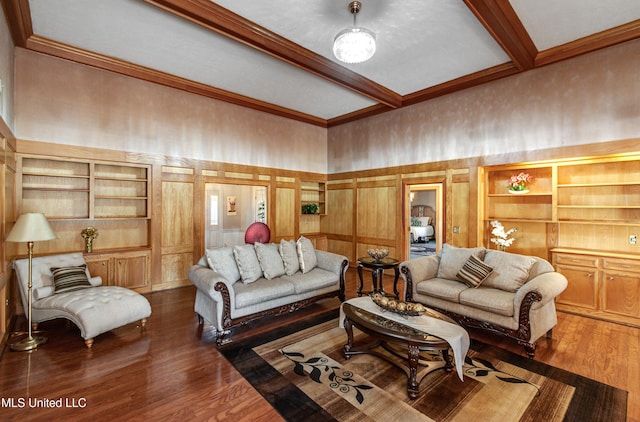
[490,220,517,250]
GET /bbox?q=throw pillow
[233,245,263,284]
[482,251,536,292]
[296,236,317,274]
[436,244,486,281]
[205,247,241,283]
[255,242,286,280]
[279,239,300,275]
[456,255,494,288]
[51,265,92,294]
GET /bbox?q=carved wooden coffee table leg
[343,317,354,357]
[407,343,420,399]
[442,349,453,372]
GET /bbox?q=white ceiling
[7,0,640,126]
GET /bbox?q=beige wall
[328,39,640,173]
[0,6,15,130]
[14,49,328,174]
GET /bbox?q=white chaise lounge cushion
[14,252,152,343]
[32,286,152,340]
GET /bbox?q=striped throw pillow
[456,255,493,288]
[51,265,92,294]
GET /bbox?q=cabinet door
[555,265,599,309]
[85,258,111,286]
[113,253,149,290]
[603,270,640,317]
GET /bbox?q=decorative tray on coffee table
[370,293,428,317]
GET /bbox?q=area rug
[410,244,436,257]
[220,311,627,422]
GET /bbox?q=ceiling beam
[463,0,537,70]
[1,0,32,46]
[143,0,402,109]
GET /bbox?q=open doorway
[406,183,443,260]
[204,183,267,249]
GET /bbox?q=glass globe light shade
[333,27,376,64]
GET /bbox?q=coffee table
[341,298,468,399]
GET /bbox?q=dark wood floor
[1,269,638,421]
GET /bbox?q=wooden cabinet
[484,155,640,325]
[552,249,640,326]
[554,253,599,309]
[85,249,151,293]
[601,257,640,318]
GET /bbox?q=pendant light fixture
[333,1,376,64]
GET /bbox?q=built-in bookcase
[17,155,150,255]
[480,154,640,326]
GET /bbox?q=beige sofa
[189,237,348,345]
[400,244,567,357]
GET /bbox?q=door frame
[402,180,444,260]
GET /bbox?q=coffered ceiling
[3,0,640,127]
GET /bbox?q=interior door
[205,184,223,248]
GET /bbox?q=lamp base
[10,335,47,352]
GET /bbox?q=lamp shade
[6,213,58,243]
[333,27,376,64]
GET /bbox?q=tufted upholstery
[14,252,151,347]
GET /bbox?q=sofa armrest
[514,271,568,311]
[188,264,235,307]
[399,255,440,301]
[315,250,348,275]
[315,250,348,301]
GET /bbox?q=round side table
[357,256,400,299]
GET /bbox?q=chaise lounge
[13,252,152,348]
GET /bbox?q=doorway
[406,183,443,260]
[204,183,267,249]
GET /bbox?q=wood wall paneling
[275,186,295,241]
[160,180,194,289]
[452,181,470,247]
[322,188,353,236]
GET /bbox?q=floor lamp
[6,213,58,351]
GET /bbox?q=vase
[508,189,529,194]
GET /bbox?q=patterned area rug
[220,311,627,421]
[410,244,436,257]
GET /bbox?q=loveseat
[400,244,567,357]
[189,237,348,345]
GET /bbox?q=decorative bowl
[367,248,389,262]
[371,293,427,317]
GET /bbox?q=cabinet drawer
[602,258,640,273]
[553,254,598,268]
